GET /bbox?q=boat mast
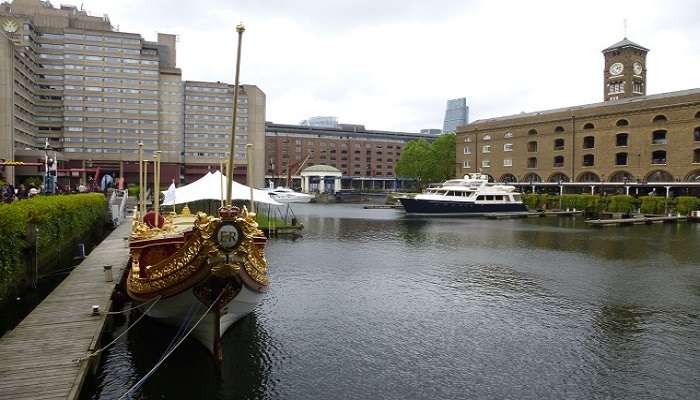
[138,142,144,218]
[225,23,245,207]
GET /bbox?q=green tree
[395,139,431,189]
[395,133,456,189]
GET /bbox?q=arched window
[616,119,629,127]
[651,150,667,165]
[583,123,594,130]
[482,134,492,141]
[577,172,600,182]
[695,111,700,119]
[615,152,628,166]
[583,136,595,149]
[527,157,537,168]
[616,133,629,147]
[554,138,565,150]
[528,129,538,135]
[653,114,668,123]
[548,173,569,183]
[553,155,564,167]
[694,149,700,164]
[652,130,667,145]
[694,127,700,141]
[609,171,634,182]
[527,141,538,152]
[523,173,542,183]
[554,126,565,133]
[686,170,700,182]
[500,174,517,183]
[504,131,513,138]
[646,170,673,182]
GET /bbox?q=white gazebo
[300,165,342,194]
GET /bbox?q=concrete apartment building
[265,122,433,190]
[457,38,700,187]
[0,0,265,187]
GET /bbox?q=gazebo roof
[301,164,341,174]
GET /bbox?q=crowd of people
[0,182,91,204]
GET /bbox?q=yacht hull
[399,197,527,215]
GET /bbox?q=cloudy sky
[79,0,700,132]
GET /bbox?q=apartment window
[553,138,564,150]
[582,136,595,149]
[694,127,700,141]
[482,135,492,141]
[616,119,629,127]
[463,146,471,155]
[651,150,667,165]
[503,143,513,152]
[463,160,470,169]
[582,123,594,130]
[553,155,564,167]
[503,159,512,167]
[464,136,472,143]
[582,154,595,167]
[481,160,490,168]
[652,130,667,145]
[527,141,537,152]
[633,81,643,93]
[527,157,537,168]
[694,149,700,164]
[504,131,513,138]
[616,152,628,166]
[616,133,629,147]
[555,126,566,133]
[653,115,668,124]
[528,129,537,135]
[482,145,491,153]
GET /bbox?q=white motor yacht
[266,187,314,203]
[399,173,526,215]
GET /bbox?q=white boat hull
[145,285,264,352]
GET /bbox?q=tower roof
[602,37,649,53]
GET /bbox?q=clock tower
[602,38,649,101]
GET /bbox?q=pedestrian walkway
[0,220,132,400]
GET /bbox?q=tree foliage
[395,133,456,188]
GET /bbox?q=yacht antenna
[225,23,245,206]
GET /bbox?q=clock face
[633,62,643,75]
[609,62,624,75]
[2,19,18,33]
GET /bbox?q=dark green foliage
[395,133,456,190]
[0,194,107,300]
[639,196,666,215]
[606,195,635,213]
[672,196,699,215]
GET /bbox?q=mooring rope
[104,296,161,315]
[118,292,224,400]
[73,296,162,363]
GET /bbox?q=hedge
[0,194,107,301]
[520,193,700,215]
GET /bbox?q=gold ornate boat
[126,23,267,364]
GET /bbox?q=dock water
[0,220,131,400]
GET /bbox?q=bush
[639,196,666,215]
[673,196,700,215]
[0,194,107,301]
[606,195,635,213]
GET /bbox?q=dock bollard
[92,305,100,315]
[104,265,113,282]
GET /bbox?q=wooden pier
[0,221,132,400]
[586,215,688,227]
[483,210,583,219]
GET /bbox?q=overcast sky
[79,0,700,132]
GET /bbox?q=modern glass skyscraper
[443,98,469,133]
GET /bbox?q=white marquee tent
[161,171,281,206]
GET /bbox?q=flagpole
[225,23,245,207]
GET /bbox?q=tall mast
[226,23,245,206]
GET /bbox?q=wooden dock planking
[586,215,688,227]
[0,220,132,399]
[484,210,583,219]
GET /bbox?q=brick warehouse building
[265,122,434,191]
[457,38,700,193]
[0,0,265,188]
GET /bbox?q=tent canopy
[161,171,281,206]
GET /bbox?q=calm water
[86,204,700,399]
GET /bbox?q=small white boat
[266,187,314,203]
[399,173,527,216]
